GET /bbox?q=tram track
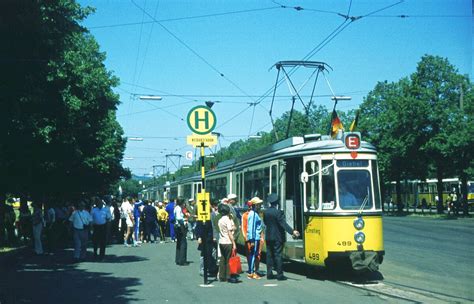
[337,280,470,303]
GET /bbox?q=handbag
[229,249,242,275]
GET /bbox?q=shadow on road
[0,249,144,304]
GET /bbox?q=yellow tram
[157,132,384,272]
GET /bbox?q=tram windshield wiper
[358,187,370,215]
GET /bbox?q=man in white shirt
[91,198,112,260]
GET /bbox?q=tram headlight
[353,217,365,230]
[354,231,365,244]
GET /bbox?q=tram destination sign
[337,160,369,167]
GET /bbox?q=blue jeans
[133,218,140,243]
[73,228,88,259]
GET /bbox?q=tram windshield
[337,170,373,210]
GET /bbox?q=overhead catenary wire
[247,103,257,137]
[130,0,257,104]
[89,6,282,29]
[256,0,405,108]
[118,100,196,117]
[136,0,161,85]
[215,103,254,130]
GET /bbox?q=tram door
[283,158,304,239]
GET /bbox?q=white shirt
[121,201,133,219]
[91,207,112,225]
[109,206,115,221]
[218,215,235,245]
[174,205,184,225]
[69,210,92,229]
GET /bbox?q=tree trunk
[396,179,403,213]
[436,168,444,214]
[460,171,468,215]
[0,192,6,246]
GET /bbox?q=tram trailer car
[171,133,384,272]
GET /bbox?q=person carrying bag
[217,204,241,283]
[229,249,242,275]
[69,201,92,262]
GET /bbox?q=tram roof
[235,134,376,163]
[168,133,377,184]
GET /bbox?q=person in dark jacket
[263,193,300,281]
[143,200,158,243]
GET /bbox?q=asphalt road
[0,215,472,304]
[380,215,474,302]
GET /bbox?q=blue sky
[78,0,472,176]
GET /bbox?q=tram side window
[305,161,319,211]
[244,167,270,203]
[170,187,178,201]
[271,165,278,195]
[207,177,227,202]
[371,160,381,209]
[183,184,192,200]
[322,160,336,209]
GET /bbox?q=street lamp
[139,95,163,101]
[331,96,352,101]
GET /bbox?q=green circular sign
[187,106,217,135]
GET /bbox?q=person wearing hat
[226,193,240,239]
[247,197,264,279]
[263,193,300,280]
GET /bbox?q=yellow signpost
[197,191,211,221]
[186,105,217,285]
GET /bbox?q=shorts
[126,217,133,228]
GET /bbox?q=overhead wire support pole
[286,96,296,139]
[281,66,310,114]
[269,65,281,141]
[270,61,331,139]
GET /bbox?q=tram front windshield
[337,170,373,210]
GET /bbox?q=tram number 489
[308,252,319,260]
[337,241,352,246]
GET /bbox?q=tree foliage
[0,0,128,202]
[359,55,473,212]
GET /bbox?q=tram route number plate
[197,191,211,221]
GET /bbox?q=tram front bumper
[326,250,384,272]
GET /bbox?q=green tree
[411,55,473,213]
[0,0,127,206]
[359,78,429,211]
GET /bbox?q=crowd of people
[1,192,300,284]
